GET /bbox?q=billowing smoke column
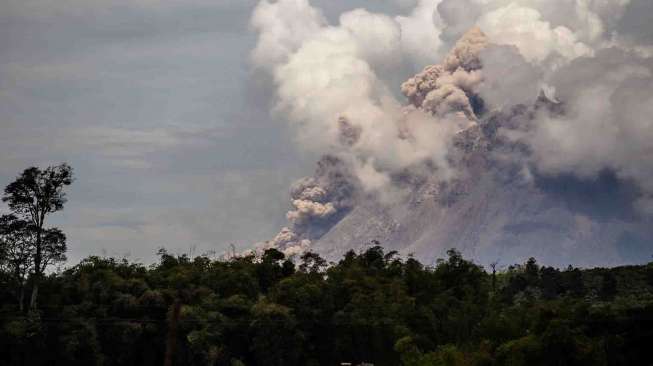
[401,27,487,120]
[256,27,493,257]
[249,0,653,258]
[288,157,357,229]
[258,155,358,257]
[287,180,335,228]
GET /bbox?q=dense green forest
[2,165,653,366]
[1,246,652,366]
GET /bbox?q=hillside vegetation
[1,246,652,366]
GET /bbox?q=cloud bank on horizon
[248,0,653,256]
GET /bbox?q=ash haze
[1,0,652,266]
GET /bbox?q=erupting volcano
[249,1,653,267]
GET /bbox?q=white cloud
[250,0,327,69]
[476,3,592,63]
[396,0,445,67]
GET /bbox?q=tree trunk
[18,284,24,313]
[163,298,181,366]
[29,282,39,310]
[13,266,25,312]
[30,229,43,310]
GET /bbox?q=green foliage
[0,245,652,365]
[1,163,74,309]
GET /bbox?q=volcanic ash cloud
[248,0,653,258]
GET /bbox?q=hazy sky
[0,0,403,263]
[2,0,651,265]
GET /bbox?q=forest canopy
[1,246,652,366]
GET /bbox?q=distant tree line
[1,165,653,366]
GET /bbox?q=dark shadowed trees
[1,244,652,365]
[2,163,73,309]
[0,214,32,311]
[599,271,618,301]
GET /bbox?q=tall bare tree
[490,261,500,292]
[2,163,73,309]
